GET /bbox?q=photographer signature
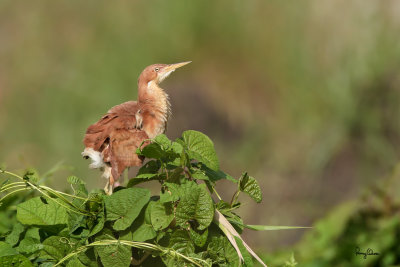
[355,247,379,259]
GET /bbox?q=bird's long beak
[158,61,191,83]
[164,61,191,72]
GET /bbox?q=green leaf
[161,255,188,267]
[96,243,131,267]
[244,225,312,231]
[78,249,98,267]
[189,228,208,248]
[150,201,174,231]
[41,236,72,261]
[135,160,160,179]
[199,164,236,183]
[226,214,244,234]
[182,130,219,171]
[0,242,18,257]
[23,168,39,184]
[17,237,43,254]
[105,188,150,231]
[207,236,239,266]
[160,182,180,203]
[154,134,172,149]
[89,212,105,237]
[171,141,183,154]
[17,197,68,227]
[191,169,210,181]
[5,222,24,247]
[234,236,253,267]
[67,176,88,196]
[119,202,156,242]
[239,173,262,203]
[68,213,86,236]
[175,182,214,230]
[0,212,13,235]
[0,254,33,267]
[169,229,195,254]
[127,176,160,187]
[139,143,164,159]
[66,256,87,267]
[24,227,40,240]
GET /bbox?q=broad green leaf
[68,213,86,235]
[200,164,236,183]
[0,213,13,236]
[239,173,262,203]
[0,242,18,257]
[41,236,72,260]
[89,212,105,237]
[0,254,33,267]
[171,141,183,154]
[120,203,156,242]
[244,225,312,231]
[150,201,174,230]
[234,236,253,267]
[5,222,24,247]
[191,169,209,181]
[17,197,68,226]
[127,176,160,187]
[135,173,158,179]
[207,236,239,266]
[135,160,160,180]
[160,190,176,203]
[155,134,172,149]
[182,130,219,171]
[105,188,150,231]
[24,228,40,240]
[175,182,214,230]
[189,228,208,248]
[78,249,98,267]
[169,229,195,254]
[17,237,43,254]
[96,243,131,267]
[66,257,87,267]
[161,256,188,267]
[139,143,164,159]
[160,182,180,203]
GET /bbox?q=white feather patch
[82,148,105,169]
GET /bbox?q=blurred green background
[1,0,400,265]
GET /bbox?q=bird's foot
[104,181,113,195]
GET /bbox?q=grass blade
[245,225,312,231]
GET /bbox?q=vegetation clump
[0,130,281,266]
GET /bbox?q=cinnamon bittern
[82,62,191,194]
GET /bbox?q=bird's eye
[155,67,159,72]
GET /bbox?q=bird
[82,61,191,194]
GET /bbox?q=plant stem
[230,190,240,206]
[0,188,29,202]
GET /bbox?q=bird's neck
[138,81,171,125]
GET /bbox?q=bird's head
[138,61,191,86]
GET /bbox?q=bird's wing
[83,101,149,178]
[83,101,141,151]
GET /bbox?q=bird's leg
[104,174,115,195]
[104,180,110,194]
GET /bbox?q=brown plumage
[82,62,191,194]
